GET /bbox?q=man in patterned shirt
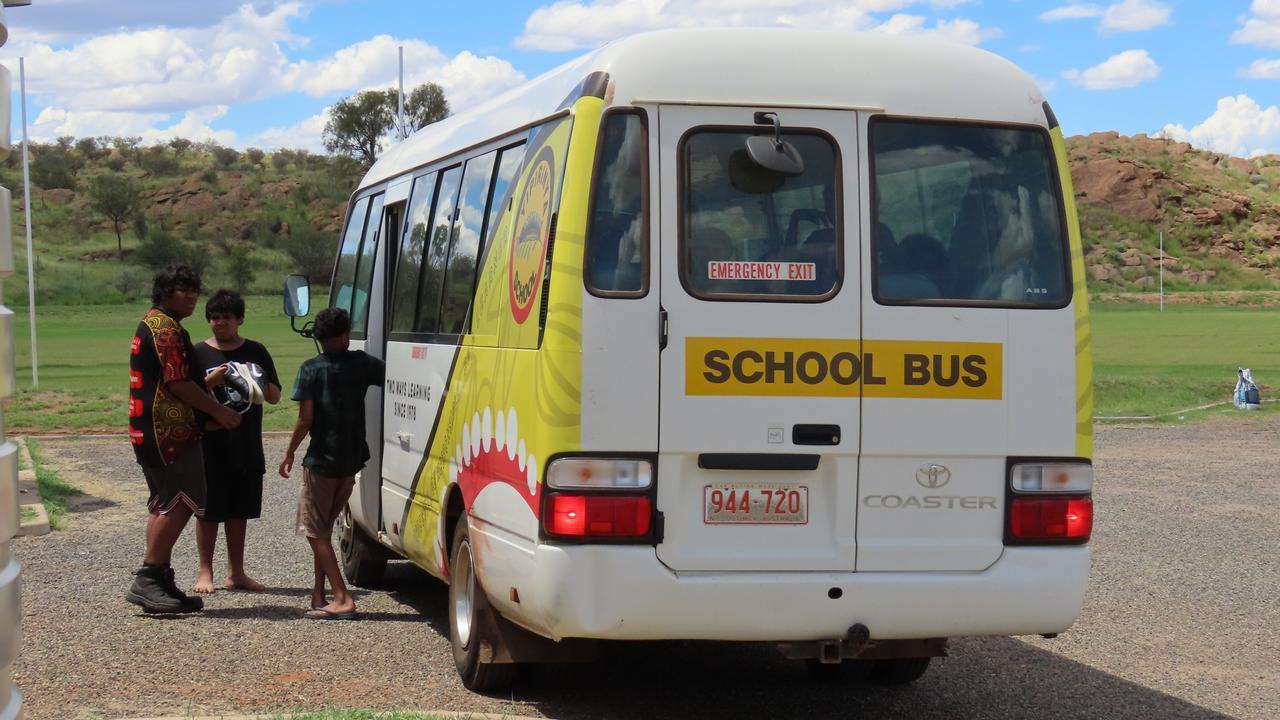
[126,265,242,613]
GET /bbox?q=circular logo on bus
[509,146,555,324]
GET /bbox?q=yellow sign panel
[685,337,1002,400]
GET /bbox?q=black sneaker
[161,566,204,612]
[125,565,185,613]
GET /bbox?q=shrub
[211,146,240,169]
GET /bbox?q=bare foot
[224,574,266,592]
[310,593,327,610]
[192,573,218,595]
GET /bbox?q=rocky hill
[2,132,1278,307]
[1068,132,1280,291]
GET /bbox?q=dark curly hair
[151,265,202,305]
[313,307,351,341]
[205,288,245,321]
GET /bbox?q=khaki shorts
[296,468,355,538]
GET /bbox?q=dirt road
[11,419,1279,719]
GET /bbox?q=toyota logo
[915,464,951,489]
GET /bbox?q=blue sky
[1,1,1278,156]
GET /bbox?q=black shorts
[141,445,206,516]
[202,463,264,523]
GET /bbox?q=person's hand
[213,405,242,430]
[278,452,294,478]
[205,364,229,388]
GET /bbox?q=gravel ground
[10,422,1279,720]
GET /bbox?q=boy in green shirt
[279,307,385,620]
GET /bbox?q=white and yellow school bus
[287,27,1095,690]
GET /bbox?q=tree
[227,244,255,292]
[401,82,450,136]
[168,137,193,156]
[30,146,82,190]
[88,175,143,253]
[323,82,450,166]
[323,89,394,167]
[211,145,240,169]
[245,147,265,167]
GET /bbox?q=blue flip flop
[304,608,358,621]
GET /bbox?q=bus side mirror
[284,274,310,318]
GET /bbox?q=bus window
[332,196,371,312]
[415,165,463,335]
[586,109,648,296]
[439,151,497,335]
[485,143,527,251]
[870,118,1069,306]
[680,130,839,300]
[391,172,438,335]
[350,194,384,337]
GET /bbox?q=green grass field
[2,296,1276,432]
[1092,302,1280,419]
[5,295,320,432]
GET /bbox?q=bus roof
[362,28,1048,189]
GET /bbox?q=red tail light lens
[545,494,652,538]
[1009,496,1092,541]
[1008,491,1090,538]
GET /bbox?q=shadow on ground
[373,560,1230,720]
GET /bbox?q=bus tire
[449,516,518,691]
[868,656,932,685]
[338,506,387,587]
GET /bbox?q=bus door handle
[793,424,841,445]
[395,431,413,446]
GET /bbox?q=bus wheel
[449,516,518,691]
[868,657,932,685]
[338,506,387,587]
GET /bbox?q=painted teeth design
[453,407,539,494]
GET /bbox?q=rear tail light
[544,494,652,539]
[1010,462,1093,493]
[1009,497,1092,541]
[547,457,653,490]
[1006,460,1093,545]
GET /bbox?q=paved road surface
[11,418,1280,719]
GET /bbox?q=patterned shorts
[141,445,207,516]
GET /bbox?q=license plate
[704,483,809,524]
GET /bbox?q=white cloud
[249,112,330,153]
[1040,1,1169,32]
[1064,49,1161,89]
[1159,95,1280,157]
[1041,4,1103,22]
[0,3,526,148]
[29,105,237,146]
[515,0,999,51]
[3,0,291,43]
[1231,0,1280,49]
[873,14,1002,44]
[1100,0,1171,33]
[1245,58,1280,78]
[1,3,305,114]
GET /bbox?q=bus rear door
[655,105,861,572]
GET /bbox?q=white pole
[19,57,37,387]
[397,46,405,141]
[1159,230,1164,313]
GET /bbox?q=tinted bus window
[332,196,371,311]
[440,152,497,335]
[416,165,463,334]
[680,130,839,300]
[870,119,1069,306]
[351,194,384,336]
[586,111,647,295]
[391,172,438,334]
[486,144,527,250]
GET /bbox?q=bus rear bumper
[523,545,1089,641]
